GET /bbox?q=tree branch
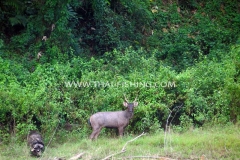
[69,152,85,160]
[101,132,146,160]
[122,156,176,159]
[101,150,126,160]
[121,132,146,152]
[164,104,183,150]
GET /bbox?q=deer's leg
[90,130,96,140]
[90,127,102,140]
[90,127,99,140]
[94,127,102,139]
[118,127,124,137]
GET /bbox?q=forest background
[0,0,240,145]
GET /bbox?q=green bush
[177,45,240,126]
[0,0,240,144]
[0,57,81,142]
[1,44,240,143]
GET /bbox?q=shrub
[177,45,240,126]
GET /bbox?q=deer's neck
[124,110,134,119]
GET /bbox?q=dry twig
[121,132,146,152]
[101,132,146,160]
[164,108,173,150]
[101,150,126,160]
[164,104,183,150]
[121,155,176,160]
[39,120,60,160]
[69,152,85,160]
[52,157,66,160]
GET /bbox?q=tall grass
[0,124,239,160]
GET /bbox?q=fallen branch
[121,132,146,152]
[51,152,85,160]
[101,150,126,160]
[101,132,146,160]
[122,156,176,160]
[69,152,85,160]
[52,157,66,160]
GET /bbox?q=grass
[0,124,239,160]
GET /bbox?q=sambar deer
[89,96,138,140]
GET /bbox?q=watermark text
[64,81,176,88]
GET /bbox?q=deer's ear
[123,102,128,107]
[133,102,138,107]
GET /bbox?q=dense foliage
[0,0,239,143]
